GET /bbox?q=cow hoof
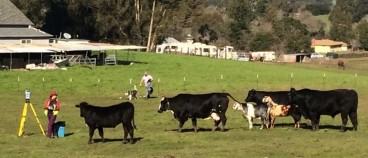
[123,140,129,144]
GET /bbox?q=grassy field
[1,52,368,158]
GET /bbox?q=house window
[49,39,58,44]
[21,39,32,44]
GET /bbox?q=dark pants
[47,114,57,138]
[145,86,153,98]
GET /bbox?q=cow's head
[288,88,309,118]
[288,88,298,104]
[158,97,169,113]
[75,102,89,117]
[245,89,257,102]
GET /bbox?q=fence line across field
[12,73,359,99]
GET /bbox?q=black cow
[158,93,239,132]
[75,102,137,144]
[288,88,358,131]
[245,89,302,128]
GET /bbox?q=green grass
[1,52,368,158]
[315,14,331,34]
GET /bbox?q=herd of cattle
[75,88,358,144]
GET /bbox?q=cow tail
[131,118,137,130]
[225,93,241,103]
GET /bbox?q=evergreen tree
[11,0,47,28]
[329,6,353,43]
[356,21,368,50]
[273,18,311,53]
[227,0,254,50]
[248,32,275,51]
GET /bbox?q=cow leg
[88,127,96,144]
[97,127,105,143]
[296,121,300,128]
[122,124,129,144]
[311,121,316,131]
[310,117,320,131]
[292,114,301,128]
[349,112,358,131]
[340,113,348,132]
[219,113,227,132]
[309,113,318,131]
[128,126,135,144]
[178,119,187,133]
[212,120,220,132]
[191,118,198,133]
[315,115,321,131]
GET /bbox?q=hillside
[315,14,331,33]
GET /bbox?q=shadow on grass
[299,124,354,131]
[166,128,230,133]
[64,132,74,137]
[239,123,307,130]
[93,137,143,144]
[249,123,355,131]
[117,60,148,65]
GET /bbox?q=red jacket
[43,99,60,111]
[44,91,60,111]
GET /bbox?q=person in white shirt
[140,72,153,99]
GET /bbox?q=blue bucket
[54,121,65,138]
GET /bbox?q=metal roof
[0,27,52,38]
[0,43,54,53]
[0,0,34,25]
[0,43,146,53]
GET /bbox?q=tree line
[11,0,368,53]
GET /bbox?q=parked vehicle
[310,53,324,58]
[250,51,276,62]
[237,53,250,61]
[326,52,338,59]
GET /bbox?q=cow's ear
[290,88,296,92]
[75,104,80,108]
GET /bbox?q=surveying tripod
[18,90,45,137]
